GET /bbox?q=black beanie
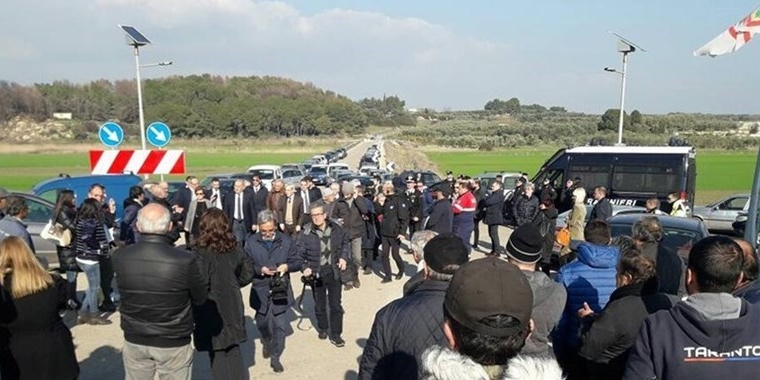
[505,223,544,263]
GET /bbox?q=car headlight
[736,215,748,223]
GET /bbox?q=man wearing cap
[359,233,469,380]
[420,257,563,379]
[0,187,10,219]
[404,176,423,246]
[425,182,453,235]
[505,224,567,356]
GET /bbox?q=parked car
[479,171,523,191]
[246,165,282,190]
[328,169,354,184]
[397,170,442,188]
[32,173,142,220]
[607,214,710,260]
[200,173,251,188]
[327,163,351,177]
[692,193,750,233]
[555,204,648,230]
[166,181,186,201]
[282,163,307,175]
[11,192,59,271]
[282,168,305,186]
[309,165,329,186]
[339,175,375,188]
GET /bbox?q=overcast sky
[2,0,759,114]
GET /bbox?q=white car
[692,193,750,232]
[246,164,282,190]
[327,163,350,177]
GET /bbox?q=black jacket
[532,206,559,263]
[192,246,253,352]
[513,194,539,227]
[640,242,686,297]
[297,220,350,281]
[244,232,302,315]
[113,234,208,348]
[359,280,450,380]
[120,198,143,245]
[404,189,423,222]
[334,196,371,239]
[483,191,506,226]
[223,191,254,230]
[425,198,453,234]
[249,186,269,225]
[579,280,676,380]
[54,204,77,270]
[589,197,613,222]
[379,193,409,238]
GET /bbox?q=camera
[269,273,290,302]
[301,272,319,287]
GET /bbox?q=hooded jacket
[420,345,564,380]
[554,242,619,352]
[522,271,567,356]
[624,294,760,380]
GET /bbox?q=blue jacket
[554,242,619,352]
[244,232,301,315]
[0,216,34,254]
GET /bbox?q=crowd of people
[0,167,759,379]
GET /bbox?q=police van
[531,146,696,214]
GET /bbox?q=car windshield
[310,167,327,174]
[250,170,275,180]
[610,224,704,259]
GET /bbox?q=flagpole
[616,52,628,146]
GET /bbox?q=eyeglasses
[252,179,261,182]
[310,212,325,217]
[260,228,276,233]
[195,192,205,196]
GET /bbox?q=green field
[425,148,759,204]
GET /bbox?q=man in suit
[172,176,199,217]
[224,179,253,247]
[277,184,304,236]
[205,177,225,209]
[249,174,270,232]
[299,177,322,226]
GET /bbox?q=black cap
[406,175,415,183]
[423,233,470,275]
[430,181,452,197]
[505,224,543,264]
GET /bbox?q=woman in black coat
[192,209,254,380]
[0,236,79,380]
[53,190,79,308]
[532,197,558,275]
[483,181,506,255]
[577,248,676,380]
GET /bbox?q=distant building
[407,108,419,113]
[53,112,72,120]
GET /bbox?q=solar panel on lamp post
[119,25,151,153]
[605,32,646,146]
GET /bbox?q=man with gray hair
[334,182,372,290]
[0,196,35,253]
[359,233,469,379]
[402,230,439,296]
[113,203,208,380]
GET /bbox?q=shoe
[343,283,353,291]
[87,314,112,325]
[77,313,90,325]
[395,272,404,280]
[262,340,271,359]
[330,336,346,347]
[353,278,361,289]
[363,267,372,275]
[381,277,392,284]
[271,358,284,373]
[318,331,328,340]
[99,301,117,313]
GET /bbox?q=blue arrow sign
[99,122,124,148]
[146,121,172,148]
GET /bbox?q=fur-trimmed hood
[419,345,564,380]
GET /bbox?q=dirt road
[69,138,513,379]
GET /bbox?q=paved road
[67,139,514,380]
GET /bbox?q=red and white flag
[694,8,760,57]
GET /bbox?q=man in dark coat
[378,182,410,283]
[333,183,371,289]
[244,210,302,373]
[631,216,685,297]
[224,179,254,247]
[512,182,539,227]
[471,179,487,249]
[403,176,423,241]
[588,186,613,223]
[248,174,269,231]
[483,181,506,255]
[298,201,350,347]
[425,182,453,235]
[113,204,208,380]
[359,234,469,379]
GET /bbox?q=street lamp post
[604,33,646,146]
[119,25,153,151]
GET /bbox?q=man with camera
[298,200,350,347]
[244,210,302,373]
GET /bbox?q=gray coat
[522,270,567,356]
[0,216,35,254]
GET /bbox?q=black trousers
[314,267,343,338]
[98,255,114,304]
[232,220,247,248]
[361,249,374,269]
[473,218,481,246]
[208,344,246,380]
[255,306,287,360]
[381,236,403,278]
[488,224,501,253]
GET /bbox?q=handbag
[555,226,571,247]
[41,219,72,246]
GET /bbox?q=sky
[2,0,760,114]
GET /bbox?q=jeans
[76,260,100,314]
[314,266,343,338]
[380,236,403,278]
[123,341,193,380]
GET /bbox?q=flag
[694,8,760,57]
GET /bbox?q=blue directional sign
[99,122,124,148]
[146,121,172,148]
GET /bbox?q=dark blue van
[32,174,143,220]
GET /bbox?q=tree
[597,108,630,132]
[484,97,521,114]
[505,97,521,114]
[630,109,643,126]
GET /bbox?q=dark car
[339,175,375,188]
[607,214,710,260]
[309,165,329,186]
[398,170,441,188]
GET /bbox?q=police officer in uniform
[404,176,422,246]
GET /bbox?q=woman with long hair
[74,198,111,325]
[184,187,211,249]
[577,248,676,379]
[52,190,79,309]
[192,208,253,379]
[0,237,79,380]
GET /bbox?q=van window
[612,164,680,194]
[568,165,610,190]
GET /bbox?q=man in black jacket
[379,182,410,283]
[249,174,269,231]
[359,233,469,379]
[404,176,423,240]
[425,182,453,235]
[224,179,254,248]
[113,203,208,380]
[299,201,350,347]
[588,186,612,223]
[333,182,371,290]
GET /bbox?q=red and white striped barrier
[89,150,186,175]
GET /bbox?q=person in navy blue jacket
[244,209,301,373]
[553,220,619,378]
